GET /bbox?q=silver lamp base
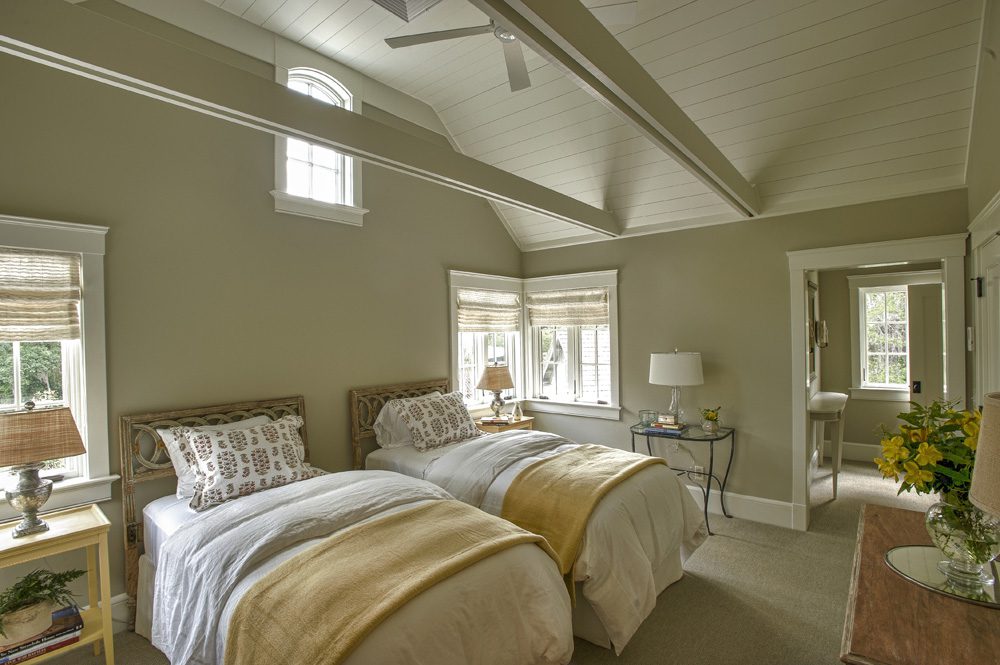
[5,464,53,538]
[489,390,506,418]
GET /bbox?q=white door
[981,236,1000,400]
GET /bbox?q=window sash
[457,331,521,406]
[860,286,909,388]
[532,324,611,404]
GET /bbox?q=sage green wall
[817,264,941,446]
[0,54,519,599]
[521,190,969,504]
[968,0,1000,219]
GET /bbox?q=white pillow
[172,415,325,512]
[394,391,481,451]
[373,391,441,449]
[158,415,272,499]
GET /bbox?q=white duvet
[150,470,574,665]
[369,431,707,653]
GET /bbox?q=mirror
[885,545,999,608]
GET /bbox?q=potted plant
[0,569,83,645]
[875,401,1000,589]
[700,406,721,434]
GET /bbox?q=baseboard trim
[819,439,880,463]
[684,485,795,530]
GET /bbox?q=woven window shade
[456,288,520,332]
[526,288,609,327]
[0,248,81,342]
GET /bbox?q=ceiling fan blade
[385,24,493,49]
[591,1,638,26]
[502,40,531,92]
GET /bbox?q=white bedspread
[151,471,573,665]
[370,432,707,653]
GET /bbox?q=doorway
[787,234,967,530]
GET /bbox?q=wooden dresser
[842,504,1000,664]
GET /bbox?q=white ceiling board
[188,0,984,249]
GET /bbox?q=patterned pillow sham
[157,415,272,499]
[171,415,325,511]
[390,391,481,451]
[373,391,442,449]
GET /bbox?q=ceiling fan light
[493,26,517,43]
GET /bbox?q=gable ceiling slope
[9,0,619,236]
[90,0,984,250]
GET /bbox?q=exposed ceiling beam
[1,0,620,237]
[468,0,761,218]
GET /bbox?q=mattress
[143,494,197,568]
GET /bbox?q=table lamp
[649,350,703,424]
[477,364,514,418]
[0,406,86,538]
[971,392,1000,518]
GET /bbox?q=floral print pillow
[171,415,325,511]
[390,391,481,451]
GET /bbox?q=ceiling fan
[384,2,638,93]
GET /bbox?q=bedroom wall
[520,190,969,508]
[967,0,1000,220]
[0,51,519,601]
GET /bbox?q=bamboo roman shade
[456,288,520,332]
[526,287,609,327]
[0,248,81,342]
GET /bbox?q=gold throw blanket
[501,444,666,583]
[225,500,557,665]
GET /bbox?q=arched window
[284,68,354,207]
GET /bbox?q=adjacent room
[0,0,999,663]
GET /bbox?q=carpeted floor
[50,461,931,665]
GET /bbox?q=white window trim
[847,269,942,402]
[448,270,621,421]
[0,215,117,519]
[273,67,367,226]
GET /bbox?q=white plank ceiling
[203,0,983,249]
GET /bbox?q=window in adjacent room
[271,68,367,225]
[860,286,908,388]
[0,216,113,514]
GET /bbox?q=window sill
[0,474,119,522]
[270,191,368,226]
[850,387,911,402]
[522,399,621,420]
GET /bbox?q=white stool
[808,392,848,499]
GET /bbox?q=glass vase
[924,495,1000,590]
[701,419,719,434]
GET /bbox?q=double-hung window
[451,277,522,407]
[449,270,619,419]
[271,67,367,226]
[0,216,113,515]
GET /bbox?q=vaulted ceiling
[203,0,982,249]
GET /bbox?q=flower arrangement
[700,406,721,423]
[874,400,979,502]
[0,569,83,637]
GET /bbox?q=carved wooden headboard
[349,378,449,469]
[117,396,306,630]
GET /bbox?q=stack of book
[644,421,688,437]
[0,606,82,664]
[479,416,511,425]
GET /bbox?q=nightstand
[0,504,113,664]
[477,416,534,433]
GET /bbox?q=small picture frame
[657,414,678,425]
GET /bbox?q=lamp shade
[649,351,704,386]
[0,407,85,467]
[477,365,514,392]
[971,392,1000,516]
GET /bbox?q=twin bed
[119,385,706,664]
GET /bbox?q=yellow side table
[476,416,534,434]
[0,504,113,664]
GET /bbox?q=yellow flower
[909,428,928,443]
[963,421,980,438]
[914,442,943,467]
[903,460,934,489]
[875,457,901,481]
[880,436,906,461]
[965,435,978,451]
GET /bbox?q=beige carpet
[49,461,931,665]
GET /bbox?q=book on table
[644,426,686,437]
[0,606,82,664]
[647,422,687,431]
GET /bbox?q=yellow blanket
[501,444,666,582]
[225,500,557,665]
